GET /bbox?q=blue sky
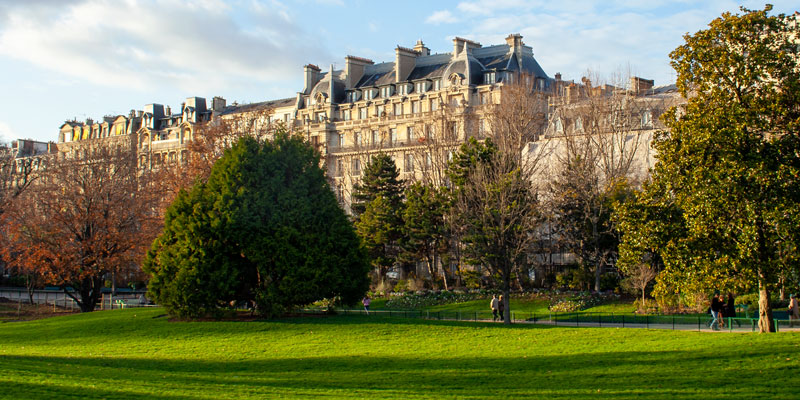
[0,0,796,143]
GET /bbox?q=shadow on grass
[1,346,796,399]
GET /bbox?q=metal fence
[0,288,154,311]
[329,309,797,333]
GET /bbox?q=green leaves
[619,7,800,331]
[143,132,370,318]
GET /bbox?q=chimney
[630,76,654,94]
[303,64,321,95]
[395,46,417,82]
[186,97,207,112]
[505,33,524,50]
[344,56,373,88]
[555,72,562,81]
[165,106,171,116]
[212,96,226,112]
[413,40,430,56]
[453,37,481,56]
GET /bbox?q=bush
[460,270,483,290]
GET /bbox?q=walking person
[498,295,505,322]
[362,295,371,316]
[490,295,499,322]
[789,294,799,327]
[709,291,723,330]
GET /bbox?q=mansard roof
[348,39,551,91]
[219,97,296,116]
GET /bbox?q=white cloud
[0,120,16,143]
[426,10,459,25]
[0,0,330,94]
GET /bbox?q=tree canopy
[144,133,370,318]
[618,6,800,332]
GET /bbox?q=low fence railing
[322,309,795,333]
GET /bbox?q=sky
[0,0,796,144]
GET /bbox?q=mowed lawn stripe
[1,308,797,399]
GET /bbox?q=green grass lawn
[1,308,798,399]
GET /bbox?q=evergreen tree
[351,153,405,282]
[350,153,404,218]
[401,182,450,289]
[144,133,370,318]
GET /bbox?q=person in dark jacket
[720,292,738,328]
[709,291,723,330]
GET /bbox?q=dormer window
[415,81,428,94]
[347,91,360,103]
[485,72,496,84]
[363,89,376,101]
[380,86,394,98]
[555,118,564,134]
[398,84,411,96]
[432,79,442,91]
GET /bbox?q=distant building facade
[51,33,683,215]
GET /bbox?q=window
[641,111,653,128]
[377,106,385,117]
[415,81,427,93]
[338,133,345,147]
[398,84,411,96]
[352,159,361,175]
[480,92,489,105]
[359,107,367,119]
[555,118,564,134]
[364,89,375,100]
[574,117,583,131]
[431,100,438,111]
[354,131,361,146]
[372,130,379,145]
[316,112,326,122]
[407,126,414,142]
[336,184,343,200]
[381,86,393,98]
[390,128,397,145]
[347,91,360,102]
[343,109,351,121]
[479,119,486,136]
[405,153,414,170]
[433,79,442,91]
[485,72,496,84]
[336,159,344,177]
[394,103,403,116]
[412,100,420,113]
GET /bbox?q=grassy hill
[1,308,797,399]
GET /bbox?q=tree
[401,182,449,289]
[619,7,800,332]
[453,78,549,323]
[144,133,369,318]
[545,71,668,292]
[350,152,404,218]
[351,153,405,282]
[1,144,160,312]
[622,262,658,307]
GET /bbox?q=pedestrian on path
[490,295,499,321]
[709,291,723,330]
[362,295,371,315]
[789,294,799,327]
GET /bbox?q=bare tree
[454,76,550,323]
[622,262,658,306]
[546,72,674,291]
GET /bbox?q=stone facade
[53,34,684,216]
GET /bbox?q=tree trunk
[757,278,775,333]
[594,262,602,292]
[503,266,512,325]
